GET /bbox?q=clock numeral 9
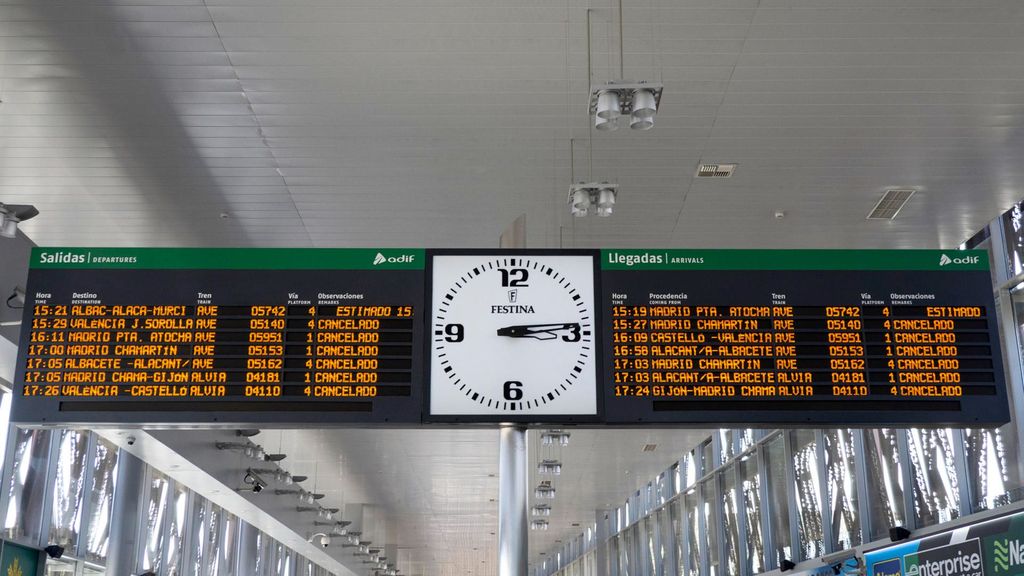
[503,380,524,401]
[499,268,529,287]
[444,323,464,342]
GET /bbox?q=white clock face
[429,254,598,417]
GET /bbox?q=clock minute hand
[496,323,580,341]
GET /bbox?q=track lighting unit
[589,82,663,131]
[0,203,38,239]
[568,183,618,217]
[540,430,571,446]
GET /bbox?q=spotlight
[530,520,550,531]
[44,545,64,559]
[570,188,590,217]
[531,504,552,517]
[889,526,912,542]
[630,88,657,130]
[595,91,621,131]
[264,453,286,462]
[308,532,331,548]
[0,203,38,239]
[596,187,616,217]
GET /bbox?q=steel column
[105,448,146,575]
[498,425,528,576]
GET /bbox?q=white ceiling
[3,0,1024,574]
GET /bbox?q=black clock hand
[496,323,581,341]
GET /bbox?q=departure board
[12,248,425,425]
[600,249,1008,425]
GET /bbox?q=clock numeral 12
[499,268,529,287]
[444,323,464,342]
[503,380,523,401]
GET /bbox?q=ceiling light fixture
[589,82,663,132]
[215,441,265,461]
[540,430,571,446]
[568,182,618,218]
[530,520,550,531]
[534,481,556,500]
[537,459,562,476]
[532,504,552,517]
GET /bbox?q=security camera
[126,436,136,446]
[242,470,267,494]
[308,532,330,548]
[44,545,65,559]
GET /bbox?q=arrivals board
[600,249,1007,425]
[13,248,425,425]
[10,247,1009,427]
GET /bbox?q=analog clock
[428,253,598,418]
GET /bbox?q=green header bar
[601,249,990,271]
[30,248,425,270]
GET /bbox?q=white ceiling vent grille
[696,163,736,178]
[867,189,916,220]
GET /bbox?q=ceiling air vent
[867,189,916,220]
[642,443,657,452]
[696,163,736,178]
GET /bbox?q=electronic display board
[600,249,1008,425]
[11,247,1009,427]
[12,248,425,425]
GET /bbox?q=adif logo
[993,538,1024,572]
[372,253,415,265]
[939,253,979,266]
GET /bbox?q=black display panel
[600,249,1008,426]
[13,248,425,425]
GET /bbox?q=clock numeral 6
[503,380,524,401]
[444,323,464,342]
[499,268,529,287]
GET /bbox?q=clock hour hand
[496,323,580,341]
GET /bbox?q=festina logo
[491,305,535,314]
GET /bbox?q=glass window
[43,559,76,576]
[700,441,713,477]
[739,429,757,453]
[50,429,89,552]
[684,490,700,576]
[84,437,118,563]
[165,482,188,575]
[907,428,960,527]
[3,428,51,542]
[864,429,905,540]
[188,497,208,576]
[681,451,697,490]
[702,478,720,576]
[792,430,823,560]
[966,425,1024,511]
[721,466,739,576]
[719,430,734,464]
[824,429,861,549]
[0,391,12,466]
[740,454,764,574]
[206,503,222,575]
[141,469,171,573]
[671,500,683,576]
[764,435,792,564]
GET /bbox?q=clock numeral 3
[562,324,581,342]
[503,380,524,401]
[444,323,464,342]
[499,268,529,287]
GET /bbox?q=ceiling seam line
[199,0,314,248]
[670,0,761,237]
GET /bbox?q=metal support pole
[235,521,260,576]
[499,425,528,576]
[105,448,146,575]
